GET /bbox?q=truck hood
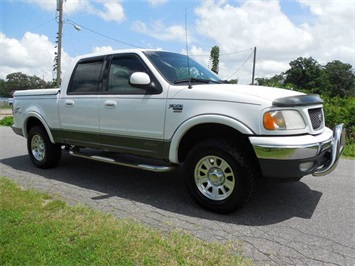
[169,84,304,107]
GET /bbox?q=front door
[98,54,166,158]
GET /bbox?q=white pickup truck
[12,49,346,213]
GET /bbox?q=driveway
[1,126,354,265]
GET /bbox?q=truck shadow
[1,153,322,226]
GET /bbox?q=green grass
[0,177,251,266]
[343,140,355,158]
[0,116,13,126]
[0,105,12,110]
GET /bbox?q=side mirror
[130,72,151,86]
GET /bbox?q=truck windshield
[144,51,223,85]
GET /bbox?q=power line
[64,18,253,57]
[66,19,143,49]
[220,48,254,56]
[30,18,56,32]
[191,47,253,57]
[63,19,256,81]
[227,49,255,80]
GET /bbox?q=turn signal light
[263,111,286,130]
[263,110,306,130]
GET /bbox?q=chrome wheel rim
[194,155,235,201]
[31,134,45,161]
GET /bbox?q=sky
[0,0,354,84]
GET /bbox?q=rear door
[58,56,105,148]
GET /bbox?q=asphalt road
[1,126,354,265]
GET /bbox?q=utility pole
[251,46,256,85]
[56,0,63,87]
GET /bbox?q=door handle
[104,100,117,109]
[65,100,74,107]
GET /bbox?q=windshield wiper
[174,78,223,85]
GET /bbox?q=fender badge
[168,104,183,112]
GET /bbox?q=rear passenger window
[68,59,104,94]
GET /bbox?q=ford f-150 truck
[12,49,346,213]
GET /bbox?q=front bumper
[249,124,346,179]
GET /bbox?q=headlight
[263,110,305,130]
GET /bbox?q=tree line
[255,57,355,98]
[0,73,57,97]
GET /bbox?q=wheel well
[178,123,255,162]
[26,117,45,136]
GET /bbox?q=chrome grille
[308,108,323,130]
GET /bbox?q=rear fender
[23,112,55,143]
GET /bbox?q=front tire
[27,126,61,169]
[184,139,257,214]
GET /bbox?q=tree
[45,80,59,88]
[6,72,43,90]
[254,56,354,98]
[0,72,47,96]
[284,57,326,93]
[324,60,355,97]
[228,79,238,84]
[286,57,325,93]
[256,74,285,87]
[209,45,220,74]
[284,57,355,96]
[0,79,9,97]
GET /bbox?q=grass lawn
[0,177,251,266]
[0,105,12,110]
[0,116,13,126]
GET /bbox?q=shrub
[322,96,355,140]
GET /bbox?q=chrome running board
[69,150,176,173]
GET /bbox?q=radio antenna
[185,8,192,89]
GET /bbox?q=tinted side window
[68,60,104,94]
[107,56,148,95]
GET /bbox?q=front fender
[168,114,254,163]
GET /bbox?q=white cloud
[92,45,114,53]
[3,0,354,86]
[195,0,312,51]
[193,0,354,83]
[186,46,210,68]
[147,0,167,7]
[131,20,148,33]
[298,0,354,18]
[131,20,193,43]
[297,0,355,65]
[0,32,72,81]
[93,0,125,22]
[26,0,125,23]
[26,0,91,14]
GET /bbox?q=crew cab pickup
[12,49,346,213]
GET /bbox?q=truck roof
[72,49,160,61]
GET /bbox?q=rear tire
[27,126,61,169]
[184,139,257,214]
